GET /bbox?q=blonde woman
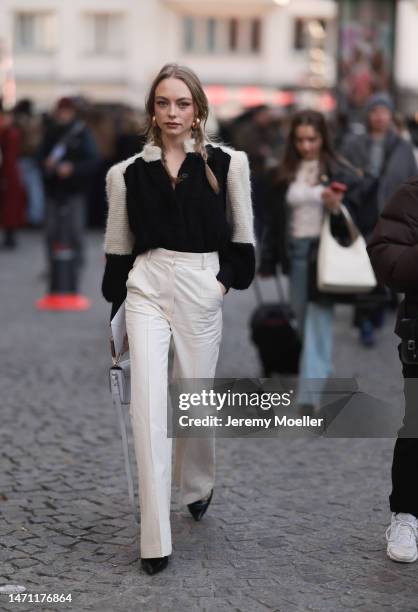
[101,64,255,574]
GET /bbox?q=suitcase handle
[253,273,287,306]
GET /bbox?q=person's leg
[300,302,334,380]
[297,301,334,407]
[18,158,32,223]
[389,351,418,517]
[172,254,223,506]
[386,348,418,563]
[2,229,17,248]
[67,194,86,269]
[19,158,45,226]
[28,161,45,226]
[44,197,59,269]
[355,302,376,347]
[288,237,311,335]
[125,253,173,559]
[370,303,386,329]
[390,438,418,516]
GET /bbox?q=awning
[204,85,336,117]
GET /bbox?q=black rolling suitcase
[250,277,301,377]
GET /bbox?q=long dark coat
[0,123,26,229]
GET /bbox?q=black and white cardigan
[102,138,256,314]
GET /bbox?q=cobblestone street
[1,231,418,611]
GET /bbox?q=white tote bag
[317,205,377,294]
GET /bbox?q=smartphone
[330,181,348,193]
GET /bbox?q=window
[294,18,327,51]
[84,13,125,56]
[14,12,56,53]
[183,17,262,55]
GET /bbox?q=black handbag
[398,318,418,365]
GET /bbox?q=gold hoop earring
[151,115,157,127]
[192,117,201,130]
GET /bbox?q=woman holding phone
[259,110,360,411]
[101,64,255,575]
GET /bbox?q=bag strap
[56,120,85,150]
[330,204,360,244]
[46,120,85,166]
[109,368,140,525]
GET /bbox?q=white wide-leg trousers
[125,248,223,558]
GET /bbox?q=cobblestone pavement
[1,231,418,612]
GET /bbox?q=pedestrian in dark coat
[340,92,418,346]
[38,97,99,268]
[341,95,417,224]
[367,176,418,563]
[0,110,26,248]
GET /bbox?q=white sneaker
[386,513,418,563]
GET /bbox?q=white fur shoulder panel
[103,153,142,255]
[142,137,196,162]
[214,145,255,246]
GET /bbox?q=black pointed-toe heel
[187,489,213,521]
[141,555,169,575]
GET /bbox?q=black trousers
[390,345,418,517]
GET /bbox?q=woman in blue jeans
[259,110,361,410]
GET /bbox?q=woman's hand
[56,161,74,178]
[321,187,343,212]
[218,281,227,296]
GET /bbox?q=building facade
[0,0,338,115]
[394,0,418,114]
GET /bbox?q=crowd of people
[252,94,418,397]
[0,96,146,250]
[1,92,417,250]
[1,91,417,345]
[1,90,417,351]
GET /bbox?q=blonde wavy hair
[144,63,219,194]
